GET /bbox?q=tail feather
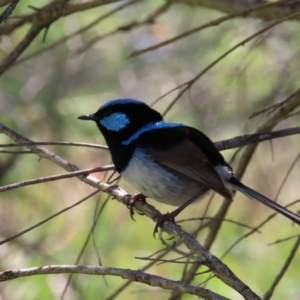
[228,177,300,225]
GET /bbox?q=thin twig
[273,153,300,202]
[60,194,112,300]
[1,126,299,154]
[268,233,300,246]
[161,11,300,117]
[0,165,115,192]
[128,0,285,58]
[0,190,101,245]
[106,249,171,300]
[220,199,300,260]
[0,150,32,154]
[0,141,108,149]
[76,0,172,54]
[177,217,261,232]
[0,0,19,24]
[214,126,300,151]
[263,236,300,300]
[13,0,138,67]
[0,21,43,75]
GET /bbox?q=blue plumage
[122,121,183,145]
[99,98,145,110]
[78,98,300,230]
[100,112,130,132]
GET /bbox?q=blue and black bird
[78,98,300,231]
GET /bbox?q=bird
[78,98,300,233]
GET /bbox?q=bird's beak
[78,114,97,121]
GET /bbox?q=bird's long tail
[228,177,300,225]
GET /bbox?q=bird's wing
[145,139,232,201]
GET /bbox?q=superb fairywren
[78,98,300,231]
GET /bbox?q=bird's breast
[121,147,208,206]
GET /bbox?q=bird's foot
[127,193,147,220]
[153,210,179,237]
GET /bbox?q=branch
[1,126,299,153]
[13,0,137,67]
[0,190,101,245]
[170,86,300,297]
[0,141,108,149]
[0,0,12,8]
[0,165,115,192]
[76,0,172,54]
[2,91,299,299]
[268,233,300,245]
[263,236,300,300]
[0,125,261,299]
[160,10,300,117]
[176,0,300,22]
[0,21,43,75]
[0,0,126,74]
[0,0,19,24]
[128,0,285,57]
[0,265,229,300]
[214,126,300,150]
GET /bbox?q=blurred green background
[0,0,299,299]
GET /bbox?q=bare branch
[268,233,300,246]
[13,0,138,67]
[61,194,112,299]
[0,265,230,300]
[2,126,299,153]
[171,78,300,298]
[0,150,32,154]
[0,141,108,149]
[0,123,124,202]
[263,236,300,300]
[128,1,284,58]
[76,0,172,54]
[176,0,300,22]
[0,0,19,24]
[0,123,261,299]
[220,199,300,260]
[161,10,300,117]
[0,190,100,245]
[0,21,43,75]
[0,0,129,74]
[0,165,115,192]
[273,153,300,202]
[215,126,300,151]
[177,217,261,232]
[0,1,13,8]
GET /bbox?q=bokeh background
[0,0,299,299]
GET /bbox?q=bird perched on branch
[78,98,300,233]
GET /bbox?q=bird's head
[78,98,163,147]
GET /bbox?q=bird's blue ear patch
[100,112,130,131]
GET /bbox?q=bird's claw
[153,211,177,238]
[126,193,147,220]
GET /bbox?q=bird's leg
[127,193,147,220]
[153,192,202,237]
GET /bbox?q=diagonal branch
[263,236,300,300]
[0,125,260,299]
[0,0,19,24]
[128,0,286,58]
[0,165,115,192]
[176,0,300,22]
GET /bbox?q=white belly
[121,148,207,206]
